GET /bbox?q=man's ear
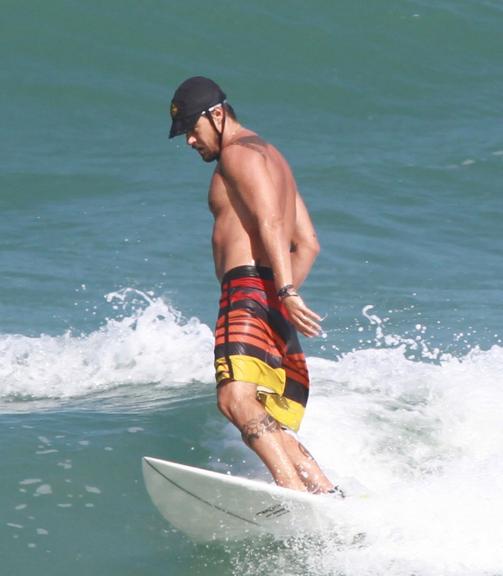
[211,105,225,130]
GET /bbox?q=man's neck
[222,121,249,148]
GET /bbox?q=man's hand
[282,295,322,337]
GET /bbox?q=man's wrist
[277,284,299,301]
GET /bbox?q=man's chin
[201,151,219,163]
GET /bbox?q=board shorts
[214,265,310,432]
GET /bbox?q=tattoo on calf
[298,442,314,460]
[241,414,280,446]
[294,463,309,480]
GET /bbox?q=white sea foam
[84,485,101,495]
[0,289,214,405]
[221,339,503,575]
[294,345,503,575]
[34,484,52,496]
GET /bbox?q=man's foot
[327,485,346,498]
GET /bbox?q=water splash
[0,288,214,405]
[213,334,503,575]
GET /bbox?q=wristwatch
[277,284,299,301]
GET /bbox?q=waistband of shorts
[221,265,274,285]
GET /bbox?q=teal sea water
[1,1,502,574]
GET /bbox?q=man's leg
[279,432,335,493]
[217,380,307,491]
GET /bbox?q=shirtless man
[169,77,340,494]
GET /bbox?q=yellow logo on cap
[170,102,179,118]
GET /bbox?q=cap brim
[169,113,200,139]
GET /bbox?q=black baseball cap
[169,76,226,139]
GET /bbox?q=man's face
[185,115,220,163]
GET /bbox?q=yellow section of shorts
[215,354,305,432]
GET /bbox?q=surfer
[169,76,341,495]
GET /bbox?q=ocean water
[1,1,502,575]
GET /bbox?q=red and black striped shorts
[214,265,309,432]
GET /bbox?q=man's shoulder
[219,135,268,174]
[227,127,268,152]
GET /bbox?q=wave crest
[0,289,214,403]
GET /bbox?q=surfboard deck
[142,456,345,542]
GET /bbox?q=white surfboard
[142,456,347,542]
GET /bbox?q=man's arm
[220,145,292,287]
[290,192,320,288]
[220,146,321,337]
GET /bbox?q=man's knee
[216,380,258,421]
[216,383,233,420]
